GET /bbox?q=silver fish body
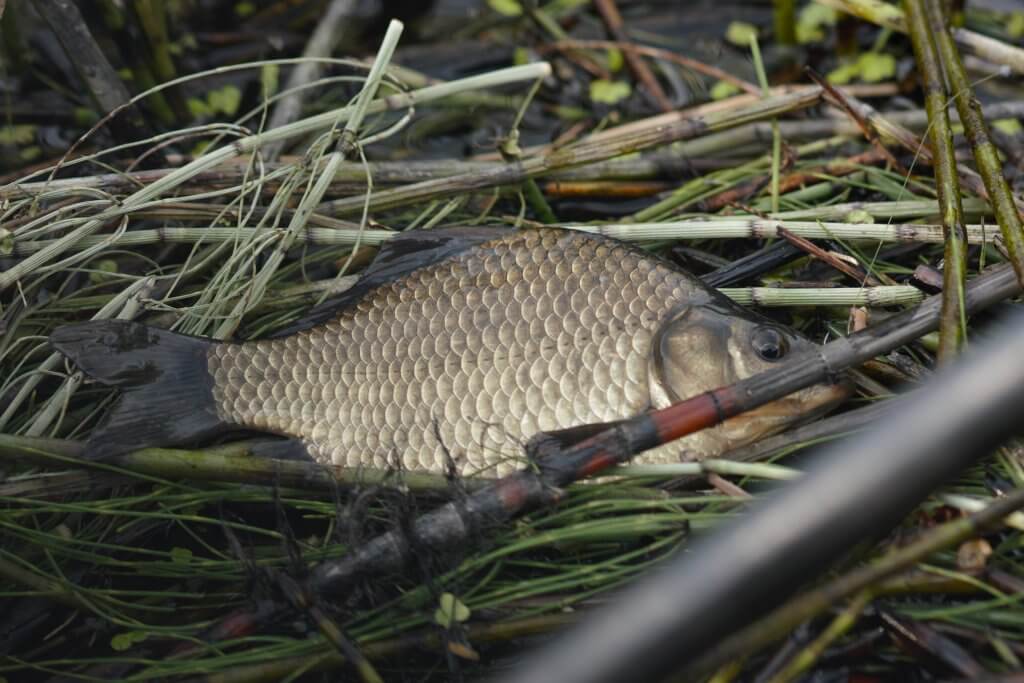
[52,228,847,475]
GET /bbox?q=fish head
[648,302,851,457]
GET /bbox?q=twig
[776,226,881,286]
[806,69,909,176]
[545,39,760,95]
[593,0,674,111]
[316,87,824,216]
[927,2,1024,289]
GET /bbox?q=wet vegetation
[4,0,1024,680]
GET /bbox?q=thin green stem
[904,0,968,361]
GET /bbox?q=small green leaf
[606,47,624,73]
[826,61,859,85]
[993,118,1023,135]
[725,21,758,47]
[235,2,255,17]
[796,4,837,44]
[110,631,148,651]
[488,0,523,17]
[211,85,242,116]
[89,259,119,284]
[0,125,35,146]
[710,80,741,100]
[513,47,531,66]
[170,547,193,563]
[845,209,874,224]
[73,107,99,126]
[187,97,212,118]
[589,79,631,105]
[434,592,471,628]
[827,52,894,85]
[0,229,13,257]
[856,52,895,83]
[1009,13,1024,39]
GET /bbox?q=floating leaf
[725,21,758,47]
[73,107,99,126]
[827,52,895,84]
[170,547,193,563]
[857,52,895,83]
[209,85,242,116]
[488,0,523,17]
[187,97,212,118]
[110,631,148,651]
[589,79,631,105]
[710,80,741,101]
[796,4,837,44]
[434,592,471,628]
[0,125,35,146]
[827,62,858,85]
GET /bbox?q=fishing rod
[493,300,1024,683]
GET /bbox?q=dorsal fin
[267,227,512,338]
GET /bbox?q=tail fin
[50,320,228,457]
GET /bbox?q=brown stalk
[546,38,760,95]
[592,0,674,112]
[317,87,824,216]
[806,69,909,177]
[777,226,882,287]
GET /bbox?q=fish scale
[208,230,684,475]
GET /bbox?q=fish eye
[751,327,788,362]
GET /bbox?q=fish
[50,227,848,476]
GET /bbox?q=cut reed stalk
[926,2,1024,288]
[316,87,824,216]
[904,0,968,360]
